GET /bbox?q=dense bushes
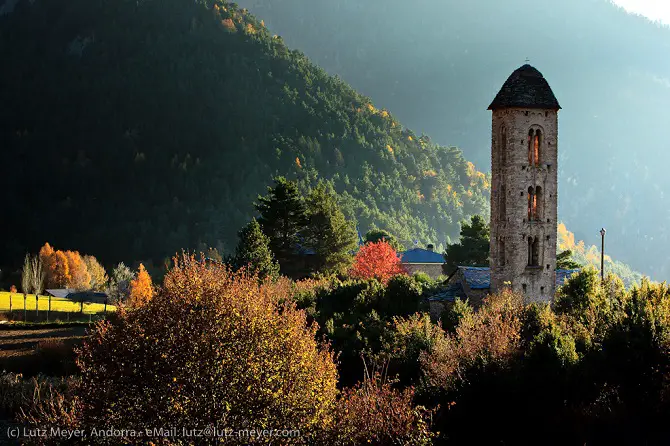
[73,254,338,443]
[417,269,670,444]
[12,259,670,444]
[323,376,434,445]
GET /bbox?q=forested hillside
[0,0,489,272]
[237,0,670,281]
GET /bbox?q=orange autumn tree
[128,263,153,307]
[39,243,71,288]
[64,250,91,290]
[350,240,406,284]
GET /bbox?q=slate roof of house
[46,288,108,302]
[430,268,581,302]
[399,248,444,264]
[428,283,467,302]
[460,266,493,289]
[488,64,561,110]
[67,291,108,303]
[45,289,77,298]
[459,267,580,290]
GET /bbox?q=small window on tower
[541,286,545,294]
[522,284,527,293]
[534,130,542,166]
[500,125,507,167]
[527,187,534,221]
[532,237,540,266]
[534,186,542,220]
[528,129,534,165]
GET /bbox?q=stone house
[428,268,579,321]
[399,245,445,279]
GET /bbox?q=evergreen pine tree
[255,177,308,276]
[443,215,490,275]
[364,229,404,252]
[305,182,358,274]
[233,218,280,281]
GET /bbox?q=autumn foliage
[324,376,434,445]
[74,254,338,441]
[36,243,107,291]
[349,240,406,284]
[128,263,153,307]
[421,289,523,391]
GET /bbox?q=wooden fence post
[35,295,39,320]
[23,293,27,322]
[80,299,84,314]
[104,298,108,315]
[8,293,12,315]
[48,296,51,322]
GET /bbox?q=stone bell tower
[488,64,561,300]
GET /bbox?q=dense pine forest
[237,0,670,281]
[0,0,490,276]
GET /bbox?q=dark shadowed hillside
[0,0,490,271]
[237,0,670,280]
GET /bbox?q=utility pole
[600,228,606,282]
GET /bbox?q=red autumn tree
[350,240,406,284]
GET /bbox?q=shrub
[323,375,434,445]
[383,313,446,385]
[440,298,473,333]
[0,373,76,425]
[74,254,338,442]
[421,289,523,391]
[381,275,423,318]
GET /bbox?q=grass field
[0,292,115,316]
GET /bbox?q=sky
[612,0,670,25]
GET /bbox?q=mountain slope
[0,0,489,270]
[236,0,670,281]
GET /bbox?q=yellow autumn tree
[64,250,91,291]
[74,254,337,439]
[50,251,71,288]
[128,263,153,307]
[84,255,108,291]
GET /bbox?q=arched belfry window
[527,186,541,221]
[528,128,542,166]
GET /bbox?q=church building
[429,64,578,319]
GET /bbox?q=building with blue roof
[398,245,445,279]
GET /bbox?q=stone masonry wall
[490,108,558,301]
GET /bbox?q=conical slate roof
[488,64,561,110]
